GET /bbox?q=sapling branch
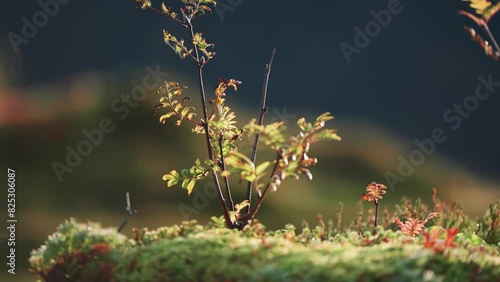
[137,3,188,28]
[187,20,232,228]
[218,134,235,212]
[245,48,277,215]
[160,97,202,126]
[242,152,282,223]
[139,1,339,230]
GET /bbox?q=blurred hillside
[1,63,499,281]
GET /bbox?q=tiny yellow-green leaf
[186,179,196,195]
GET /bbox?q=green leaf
[181,179,189,189]
[162,170,178,180]
[312,129,342,142]
[256,161,271,175]
[315,112,334,123]
[161,2,169,13]
[186,179,196,195]
[163,170,180,187]
[167,178,179,187]
[192,33,215,58]
[484,2,500,22]
[297,118,306,132]
[137,0,151,10]
[159,112,176,124]
[197,5,212,15]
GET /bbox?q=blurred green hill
[1,64,499,282]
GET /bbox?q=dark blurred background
[1,0,500,280]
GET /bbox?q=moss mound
[30,218,499,282]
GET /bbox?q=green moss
[29,218,127,281]
[30,218,499,282]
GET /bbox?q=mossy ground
[29,213,499,282]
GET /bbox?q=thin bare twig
[245,48,277,215]
[117,192,137,233]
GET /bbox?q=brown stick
[245,48,277,215]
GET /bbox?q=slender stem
[187,20,232,228]
[373,200,379,234]
[218,134,235,211]
[245,48,277,215]
[118,192,136,233]
[143,5,188,28]
[483,23,500,54]
[242,153,281,223]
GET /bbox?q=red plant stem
[245,48,277,215]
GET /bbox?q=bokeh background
[1,0,500,280]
